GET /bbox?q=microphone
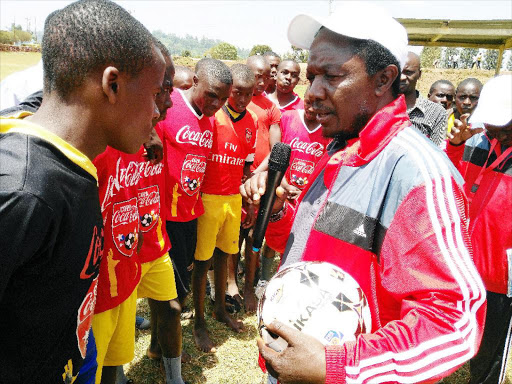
[252,142,291,253]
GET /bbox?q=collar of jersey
[326,95,411,168]
[0,112,98,182]
[298,109,322,134]
[279,93,299,110]
[178,89,204,120]
[224,104,246,123]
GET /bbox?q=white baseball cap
[470,75,512,126]
[287,3,408,70]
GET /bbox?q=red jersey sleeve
[264,202,296,254]
[445,141,466,173]
[269,102,281,126]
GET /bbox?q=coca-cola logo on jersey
[181,154,207,196]
[101,157,163,212]
[289,158,316,189]
[76,277,98,358]
[138,185,160,233]
[176,125,213,149]
[111,197,139,257]
[80,225,103,280]
[290,137,325,158]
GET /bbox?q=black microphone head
[268,143,291,173]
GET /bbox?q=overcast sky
[1,0,511,54]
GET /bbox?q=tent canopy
[397,18,512,73]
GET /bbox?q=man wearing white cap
[446,74,512,384]
[241,3,486,383]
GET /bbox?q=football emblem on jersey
[124,232,136,249]
[112,197,139,257]
[181,154,207,196]
[245,128,252,143]
[141,213,153,227]
[289,158,315,189]
[138,185,160,232]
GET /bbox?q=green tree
[483,49,499,70]
[0,30,14,44]
[210,42,238,60]
[181,49,191,57]
[284,45,309,63]
[460,48,478,69]
[249,44,272,56]
[9,24,33,43]
[420,47,441,68]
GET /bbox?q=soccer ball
[257,261,371,352]
[141,213,153,227]
[188,179,198,191]
[124,232,136,249]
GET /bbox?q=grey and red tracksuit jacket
[446,133,512,295]
[265,96,486,383]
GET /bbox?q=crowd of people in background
[0,1,511,384]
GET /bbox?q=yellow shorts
[137,252,177,301]
[92,288,137,381]
[195,193,242,261]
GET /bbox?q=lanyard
[468,138,512,203]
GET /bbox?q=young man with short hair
[125,47,187,384]
[266,59,304,112]
[0,0,164,381]
[454,78,483,120]
[174,66,195,90]
[263,51,281,95]
[428,79,455,110]
[194,64,257,351]
[246,55,282,172]
[157,58,232,352]
[428,79,456,137]
[226,55,281,313]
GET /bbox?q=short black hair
[175,65,194,75]
[349,37,401,98]
[247,55,267,66]
[195,58,232,85]
[42,0,156,99]
[263,51,281,59]
[155,40,170,59]
[429,79,454,95]
[456,78,483,94]
[230,64,255,85]
[279,58,299,66]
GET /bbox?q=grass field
[1,52,511,384]
[0,51,41,81]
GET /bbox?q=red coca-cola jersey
[121,131,171,264]
[280,109,331,189]
[93,147,141,313]
[158,89,214,222]
[202,106,257,195]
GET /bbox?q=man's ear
[375,64,399,97]
[102,66,120,104]
[192,74,199,87]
